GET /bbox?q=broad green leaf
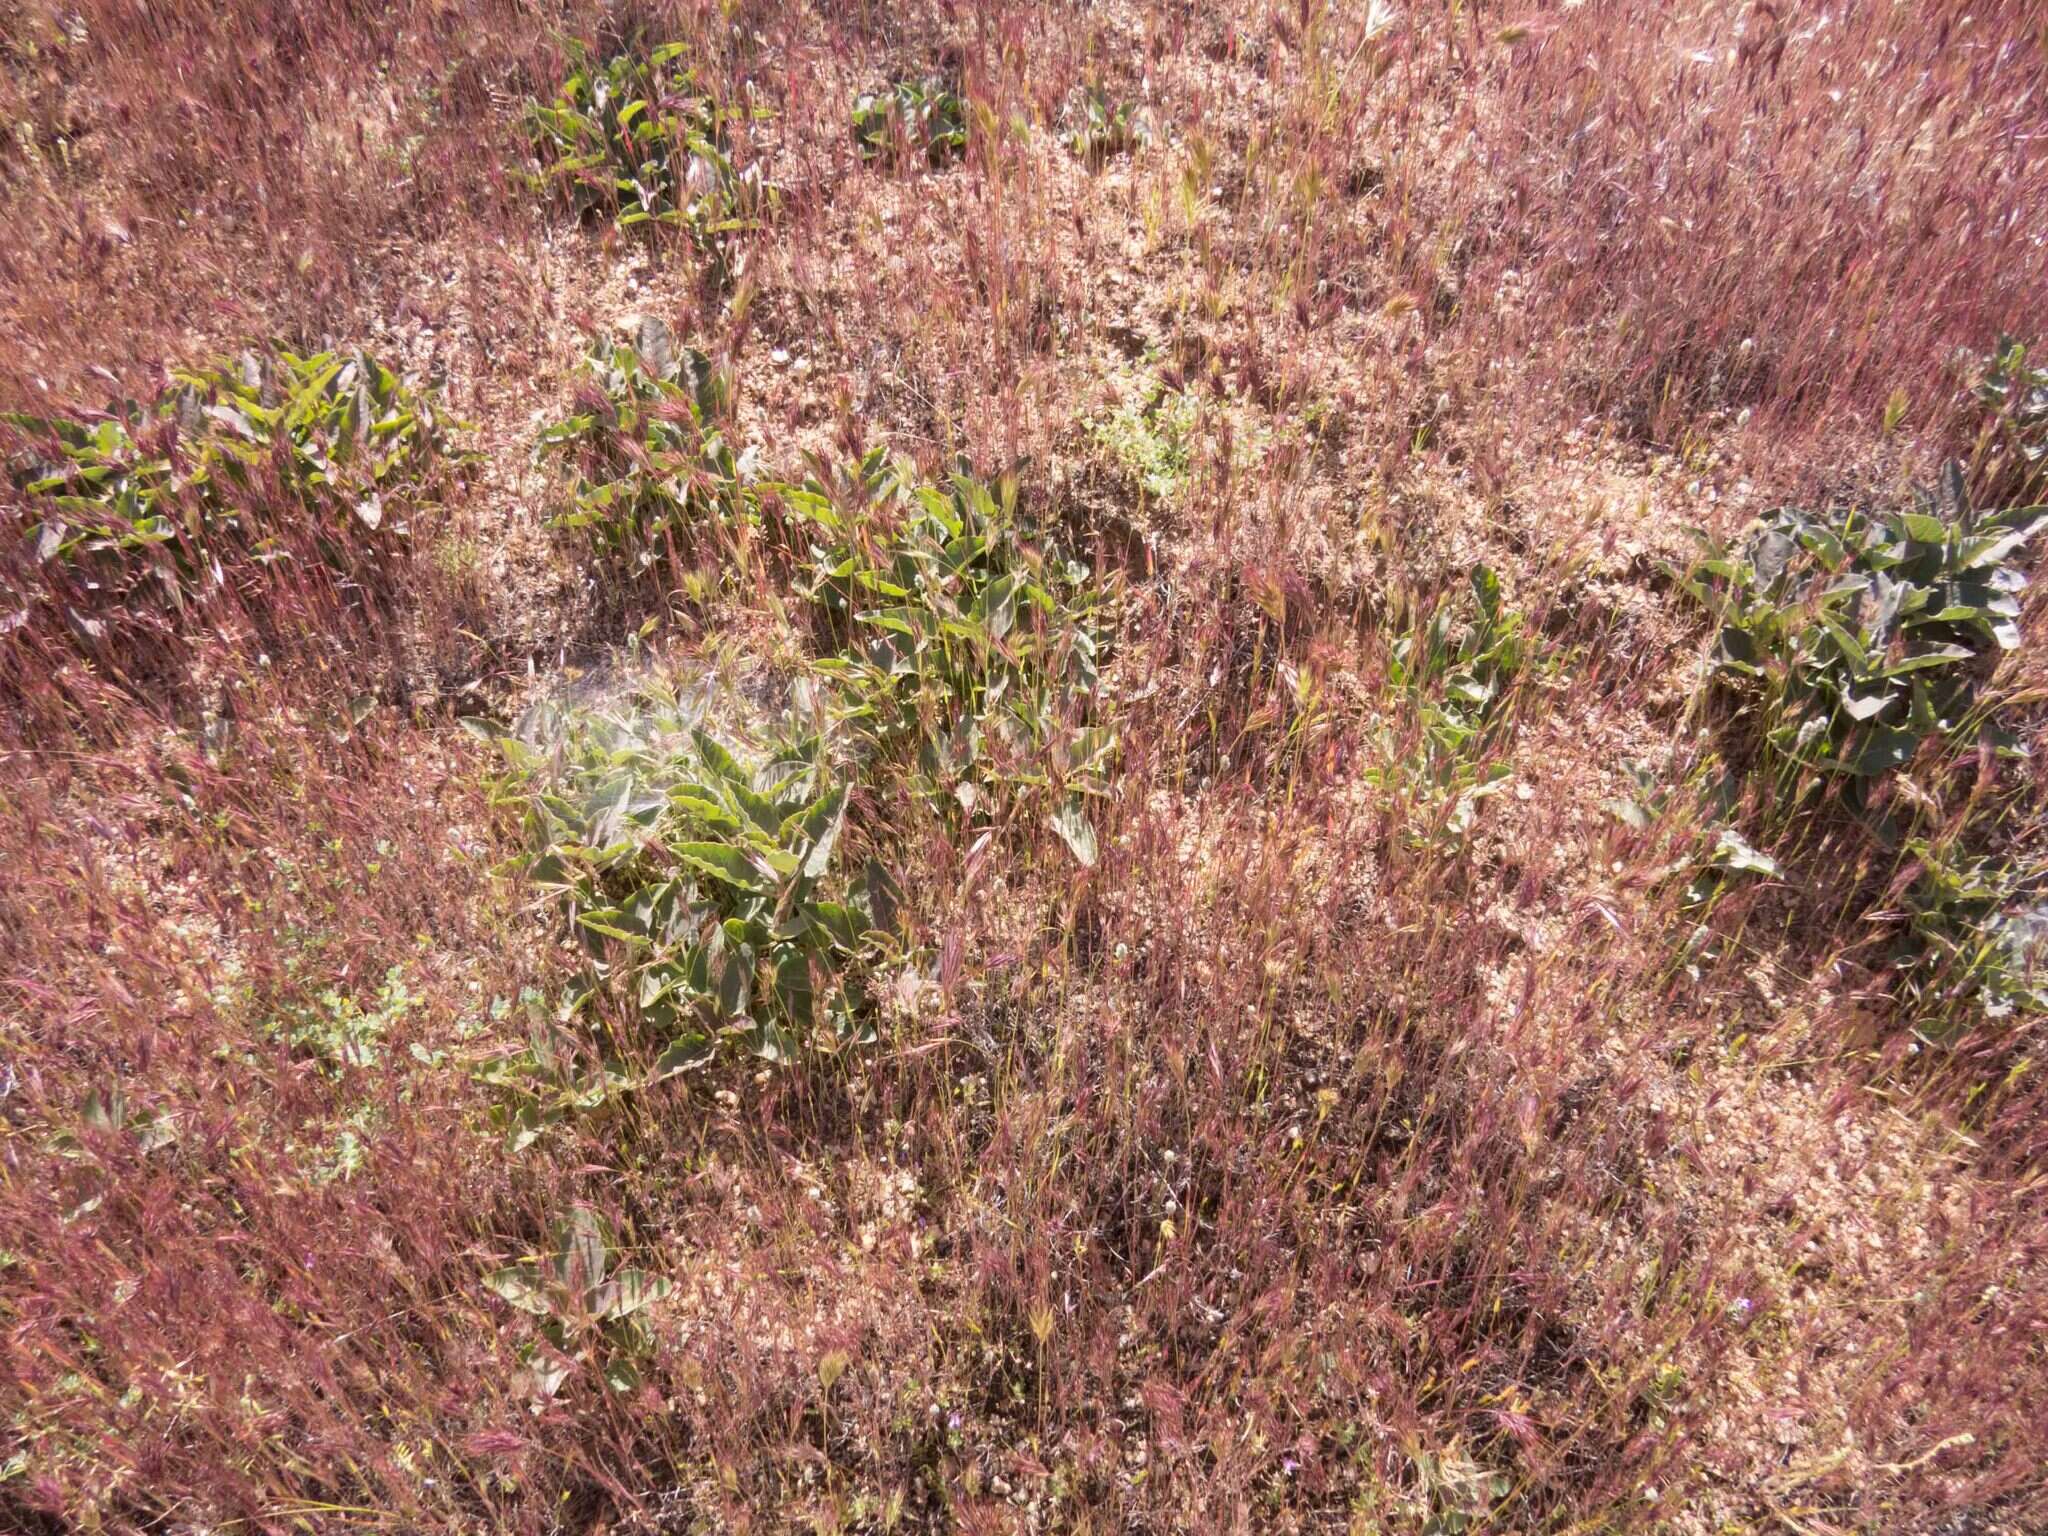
[1880,645,1973,677]
[576,910,649,945]
[772,948,816,1028]
[674,841,770,893]
[649,1034,713,1080]
[795,784,847,880]
[691,728,750,786]
[1838,727,1921,777]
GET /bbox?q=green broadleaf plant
[851,76,968,167]
[774,448,1117,860]
[1677,460,2048,1046]
[1678,461,2043,813]
[500,673,901,1068]
[6,345,460,612]
[525,39,773,274]
[1367,565,1536,846]
[535,316,750,570]
[484,1203,672,1399]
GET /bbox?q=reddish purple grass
[3,2,2047,1532]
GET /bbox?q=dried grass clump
[3,2,2047,1533]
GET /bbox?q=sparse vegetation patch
[6,5,2048,1533]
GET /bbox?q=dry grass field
[2,3,2046,1532]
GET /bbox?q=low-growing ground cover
[3,4,2046,1534]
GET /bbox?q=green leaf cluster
[1969,336,2048,507]
[1677,462,2048,1047]
[472,991,636,1154]
[1090,380,1195,504]
[526,40,772,266]
[483,1204,672,1398]
[1897,840,2048,1041]
[535,317,747,568]
[1066,84,1151,166]
[6,346,458,605]
[780,449,1116,854]
[1680,462,2042,796]
[500,677,903,1068]
[851,77,968,166]
[1370,566,1533,842]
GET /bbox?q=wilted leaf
[1713,829,1781,878]
[590,1266,671,1321]
[818,1349,850,1392]
[484,1265,554,1315]
[1050,799,1099,867]
[559,1205,610,1295]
